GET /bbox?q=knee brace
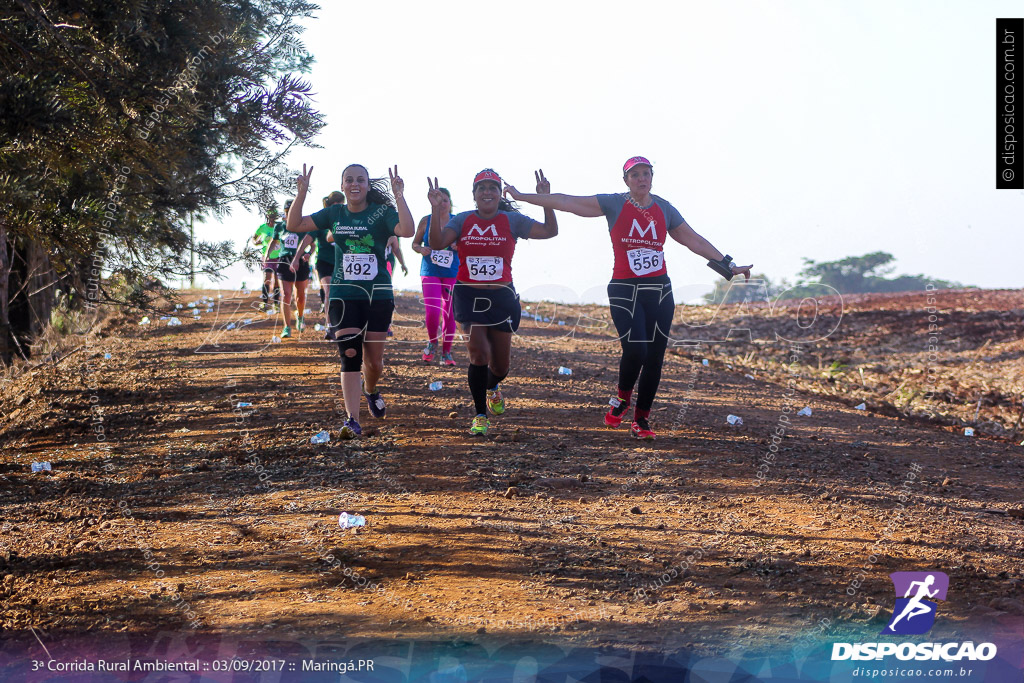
[336,331,364,372]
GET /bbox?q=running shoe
[469,414,490,436]
[630,416,656,441]
[340,417,362,439]
[387,327,394,338]
[422,342,437,363]
[363,386,386,419]
[281,325,291,339]
[296,317,305,333]
[486,387,505,415]
[440,352,456,366]
[604,396,630,428]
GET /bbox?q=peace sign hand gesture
[427,177,446,208]
[296,164,313,195]
[388,165,404,200]
[535,169,550,195]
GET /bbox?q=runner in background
[272,198,313,338]
[383,236,408,337]
[505,158,751,440]
[427,170,557,436]
[297,191,345,318]
[286,164,415,439]
[252,208,281,309]
[411,188,459,365]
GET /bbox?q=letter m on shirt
[629,219,657,239]
[467,224,498,237]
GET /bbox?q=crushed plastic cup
[103,353,112,360]
[237,402,252,408]
[314,324,323,332]
[726,414,743,426]
[303,309,312,315]
[159,316,169,321]
[139,317,151,325]
[226,323,236,330]
[558,320,566,326]
[558,366,572,376]
[242,319,252,325]
[744,374,755,380]
[429,381,443,391]
[797,406,812,417]
[964,428,974,437]
[855,403,866,411]
[31,462,52,473]
[175,303,182,310]
[271,335,282,344]
[167,317,182,326]
[338,512,366,529]
[310,430,330,444]
[702,359,709,366]
[188,302,196,308]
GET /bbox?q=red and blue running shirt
[444,210,535,284]
[596,194,685,280]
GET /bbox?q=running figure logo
[881,571,949,635]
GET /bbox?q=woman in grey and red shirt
[427,169,558,437]
[506,157,751,440]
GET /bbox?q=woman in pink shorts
[411,187,459,365]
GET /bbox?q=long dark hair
[344,164,395,208]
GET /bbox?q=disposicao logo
[831,570,998,662]
[882,571,948,635]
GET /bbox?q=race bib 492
[343,253,378,280]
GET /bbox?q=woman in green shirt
[287,164,414,439]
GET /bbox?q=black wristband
[707,254,735,280]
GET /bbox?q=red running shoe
[630,416,656,440]
[604,396,630,427]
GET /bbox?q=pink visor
[473,170,502,188]
[623,156,652,174]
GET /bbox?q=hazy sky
[197,0,1023,303]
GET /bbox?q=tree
[792,252,965,296]
[703,273,786,306]
[0,0,324,363]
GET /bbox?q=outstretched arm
[668,220,752,280]
[287,164,320,233]
[505,170,603,218]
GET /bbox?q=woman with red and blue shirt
[427,169,558,436]
[506,157,751,440]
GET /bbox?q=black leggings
[607,277,674,412]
